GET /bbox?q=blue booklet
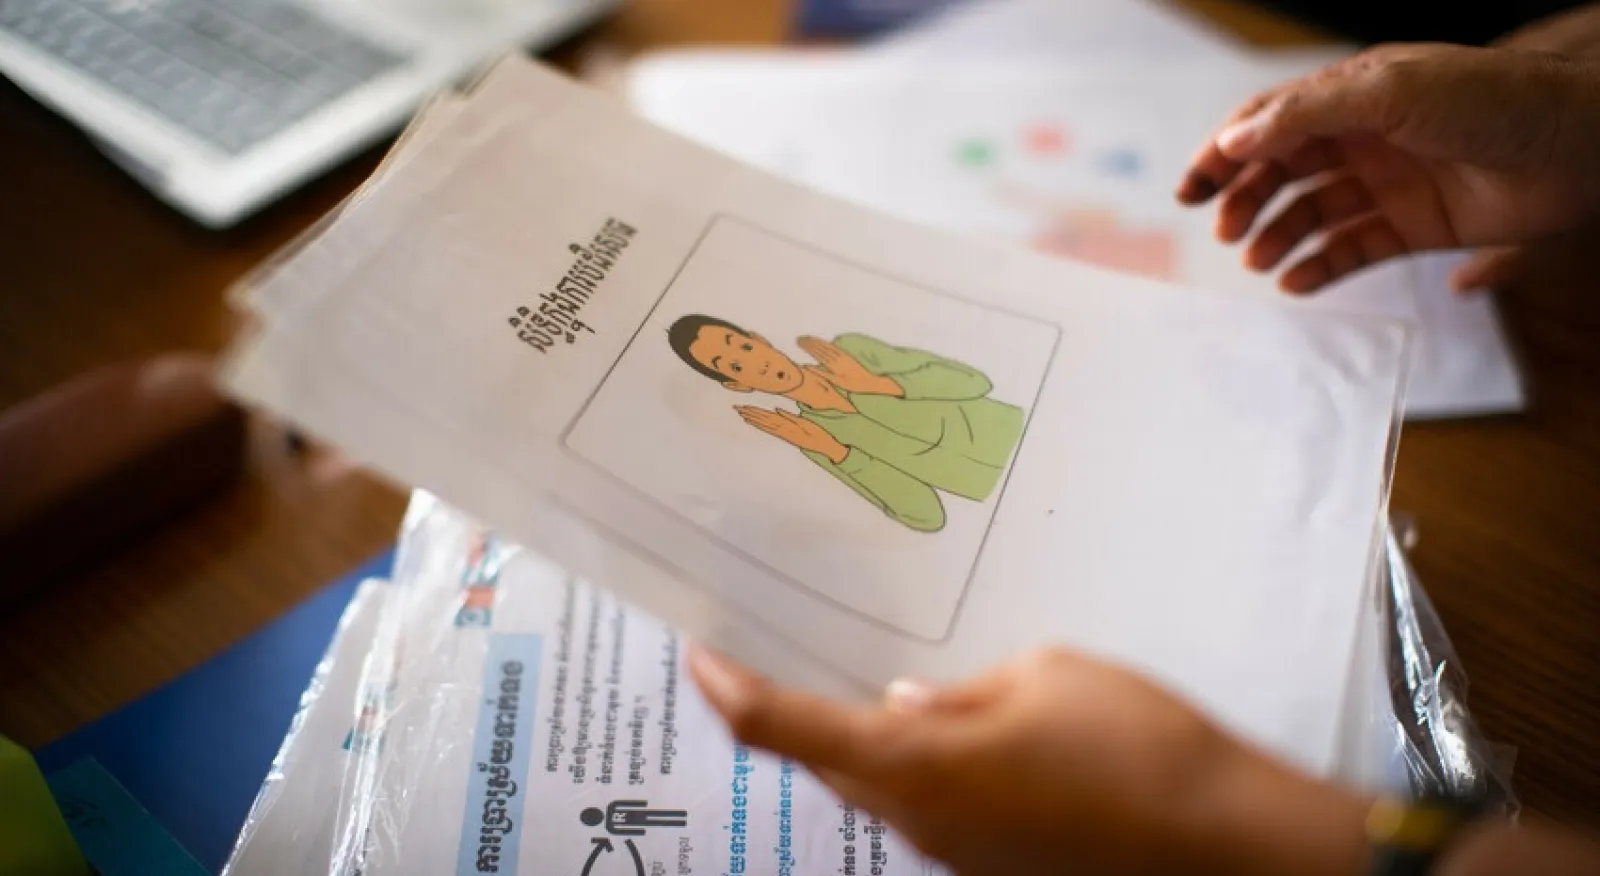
[792,0,959,37]
[34,550,394,874]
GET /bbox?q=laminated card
[623,52,1522,418]
[224,58,1409,775]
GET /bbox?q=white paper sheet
[623,51,1524,418]
[224,59,1408,776]
[872,0,1243,58]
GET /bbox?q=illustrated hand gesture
[736,406,848,464]
[799,336,902,397]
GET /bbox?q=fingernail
[1448,268,1482,294]
[687,645,749,706]
[1217,113,1268,157]
[1280,276,1315,296]
[884,677,937,712]
[1177,175,1219,204]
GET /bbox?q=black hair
[667,314,751,383]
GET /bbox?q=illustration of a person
[580,801,689,836]
[667,314,1025,533]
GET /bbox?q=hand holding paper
[688,644,1371,876]
[224,57,1407,775]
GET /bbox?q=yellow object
[0,735,91,876]
[1366,797,1459,851]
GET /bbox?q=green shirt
[797,334,1025,533]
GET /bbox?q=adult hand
[688,645,1370,876]
[1453,7,1600,289]
[1497,3,1600,57]
[1176,43,1600,294]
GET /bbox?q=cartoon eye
[741,343,753,352]
[730,362,742,373]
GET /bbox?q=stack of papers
[204,6,1528,869]
[224,490,1409,876]
[223,55,1408,781]
[227,494,938,875]
[622,0,1524,419]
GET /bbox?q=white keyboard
[0,0,409,154]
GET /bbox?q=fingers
[1279,214,1410,294]
[736,406,786,434]
[884,671,1012,715]
[1213,162,1289,242]
[737,407,813,441]
[1212,141,1344,242]
[1177,87,1282,205]
[1243,174,1378,270]
[765,408,806,430]
[773,409,801,422]
[801,336,844,360]
[1180,49,1413,208]
[687,646,916,775]
[1450,246,1522,293]
[798,336,837,360]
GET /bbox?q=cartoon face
[687,325,803,395]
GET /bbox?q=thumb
[1450,246,1522,293]
[883,666,1014,715]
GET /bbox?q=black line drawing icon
[579,837,647,876]
[581,799,689,836]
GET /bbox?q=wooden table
[2,0,1597,827]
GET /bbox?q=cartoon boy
[667,314,1025,533]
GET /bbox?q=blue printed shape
[458,634,542,876]
[1097,147,1144,179]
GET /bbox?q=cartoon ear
[720,380,754,393]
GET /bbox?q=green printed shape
[0,735,91,876]
[955,138,996,167]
